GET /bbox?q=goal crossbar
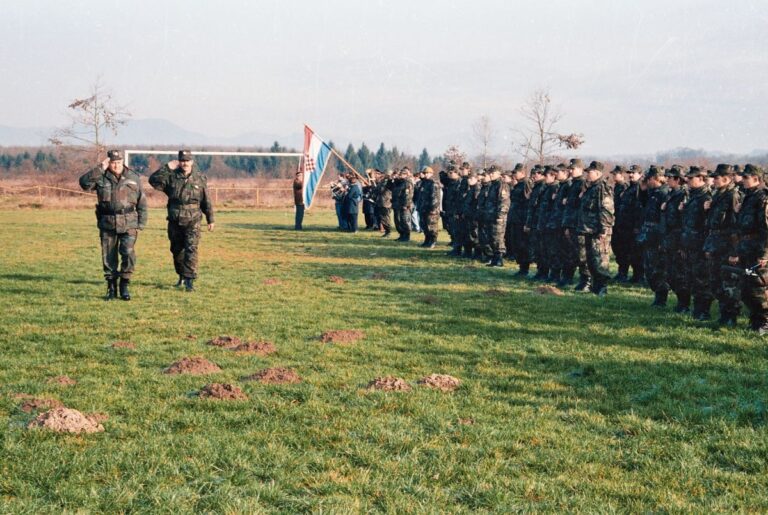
[124,149,302,167]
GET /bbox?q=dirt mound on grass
[534,285,565,296]
[232,341,277,356]
[263,278,282,286]
[111,341,136,349]
[367,376,412,392]
[198,383,248,400]
[27,407,105,433]
[164,356,222,375]
[320,330,365,344]
[328,275,345,284]
[458,417,475,425]
[47,375,77,386]
[418,374,461,392]
[19,397,64,413]
[206,335,242,348]
[243,367,301,384]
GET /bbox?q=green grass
[0,208,766,513]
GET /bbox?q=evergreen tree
[417,148,431,170]
[374,143,389,171]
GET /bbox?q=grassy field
[1,208,766,513]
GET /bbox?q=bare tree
[512,88,584,165]
[472,115,494,168]
[49,78,130,162]
[442,145,467,167]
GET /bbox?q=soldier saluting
[149,150,214,292]
[79,150,147,301]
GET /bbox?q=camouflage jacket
[391,178,413,210]
[638,184,669,245]
[615,181,642,231]
[476,183,491,220]
[442,177,461,214]
[484,179,511,220]
[661,186,688,244]
[613,182,627,207]
[735,186,768,261]
[416,178,440,213]
[704,184,740,255]
[508,178,532,225]
[525,179,546,229]
[681,186,712,250]
[536,181,558,232]
[375,177,393,208]
[576,177,614,235]
[547,179,570,230]
[149,164,214,224]
[79,166,148,233]
[460,182,481,219]
[561,176,585,229]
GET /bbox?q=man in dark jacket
[638,166,670,307]
[508,164,532,276]
[562,159,590,290]
[576,161,614,296]
[293,171,304,230]
[79,149,148,300]
[681,166,713,320]
[661,166,689,312]
[149,150,214,292]
[375,170,394,237]
[416,166,441,248]
[343,174,363,233]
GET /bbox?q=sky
[2,0,767,157]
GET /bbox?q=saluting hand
[208,223,215,232]
[101,158,110,170]
[167,160,179,170]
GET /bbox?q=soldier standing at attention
[416,166,441,248]
[681,166,713,320]
[79,150,147,301]
[546,164,570,283]
[562,159,589,289]
[638,166,670,307]
[375,169,394,237]
[661,166,690,313]
[149,150,214,292]
[392,167,414,242]
[475,171,493,261]
[609,166,629,281]
[731,165,768,334]
[576,161,614,296]
[704,164,742,327]
[525,166,547,279]
[460,170,482,259]
[293,171,304,230]
[485,165,511,267]
[534,167,558,280]
[508,164,532,276]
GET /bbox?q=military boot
[175,275,183,287]
[105,279,117,301]
[547,268,561,284]
[716,314,737,328]
[462,246,474,259]
[557,269,575,287]
[651,290,668,307]
[515,264,529,277]
[673,292,691,314]
[533,267,548,281]
[183,277,195,292]
[574,276,592,292]
[118,278,131,301]
[613,266,629,283]
[425,238,436,249]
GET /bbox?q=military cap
[107,149,123,161]
[401,166,411,173]
[645,165,663,179]
[686,166,707,178]
[512,163,525,173]
[733,164,743,175]
[585,161,605,172]
[711,163,733,177]
[665,166,686,179]
[569,158,585,169]
[532,166,544,175]
[446,163,457,171]
[178,149,193,161]
[556,163,568,171]
[610,165,627,174]
[629,164,643,173]
[488,164,502,174]
[421,166,434,175]
[741,164,763,177]
[384,169,394,176]
[544,166,558,175]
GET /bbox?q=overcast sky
[2,0,767,156]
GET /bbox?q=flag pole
[330,147,371,185]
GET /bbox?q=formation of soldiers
[367,159,768,335]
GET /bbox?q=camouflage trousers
[420,210,440,241]
[613,226,643,277]
[684,246,712,311]
[461,217,479,248]
[665,237,689,299]
[489,215,508,256]
[393,207,411,238]
[563,228,590,279]
[643,243,669,293]
[509,223,529,267]
[544,228,564,271]
[706,249,741,319]
[168,220,202,279]
[100,229,137,280]
[478,217,492,256]
[528,229,546,265]
[376,206,392,234]
[584,231,612,287]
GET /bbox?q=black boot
[462,247,474,259]
[118,278,131,301]
[381,231,391,238]
[425,238,436,249]
[558,269,575,287]
[472,248,484,261]
[105,279,117,300]
[651,290,668,308]
[183,277,195,292]
[547,268,561,284]
[574,276,592,292]
[175,275,183,287]
[515,264,530,277]
[447,245,462,257]
[673,292,691,314]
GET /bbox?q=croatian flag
[301,125,333,209]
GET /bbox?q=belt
[98,206,135,215]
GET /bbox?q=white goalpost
[123,149,302,168]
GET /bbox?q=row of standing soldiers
[366,158,768,334]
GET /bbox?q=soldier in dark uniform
[638,166,670,306]
[375,170,394,237]
[416,166,441,248]
[661,166,690,312]
[392,167,414,242]
[562,159,590,289]
[484,165,511,267]
[476,171,493,261]
[149,150,215,292]
[441,165,461,248]
[682,166,713,320]
[361,170,378,230]
[79,150,148,300]
[609,166,629,281]
[449,165,472,257]
[616,165,645,283]
[731,164,768,333]
[546,164,570,283]
[532,167,557,280]
[508,164,532,276]
[576,161,614,296]
[704,164,742,327]
[525,167,547,279]
[459,170,482,259]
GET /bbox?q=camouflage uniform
[547,176,570,282]
[442,175,461,243]
[614,178,645,282]
[681,177,713,319]
[704,173,741,324]
[484,172,511,265]
[459,178,481,257]
[661,180,689,311]
[79,155,148,299]
[450,175,470,256]
[416,173,441,247]
[525,176,546,278]
[734,168,768,331]
[576,165,614,294]
[392,176,414,241]
[508,175,532,274]
[561,175,590,289]
[149,160,214,284]
[537,178,560,281]
[375,175,393,236]
[638,173,670,305]
[476,179,492,260]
